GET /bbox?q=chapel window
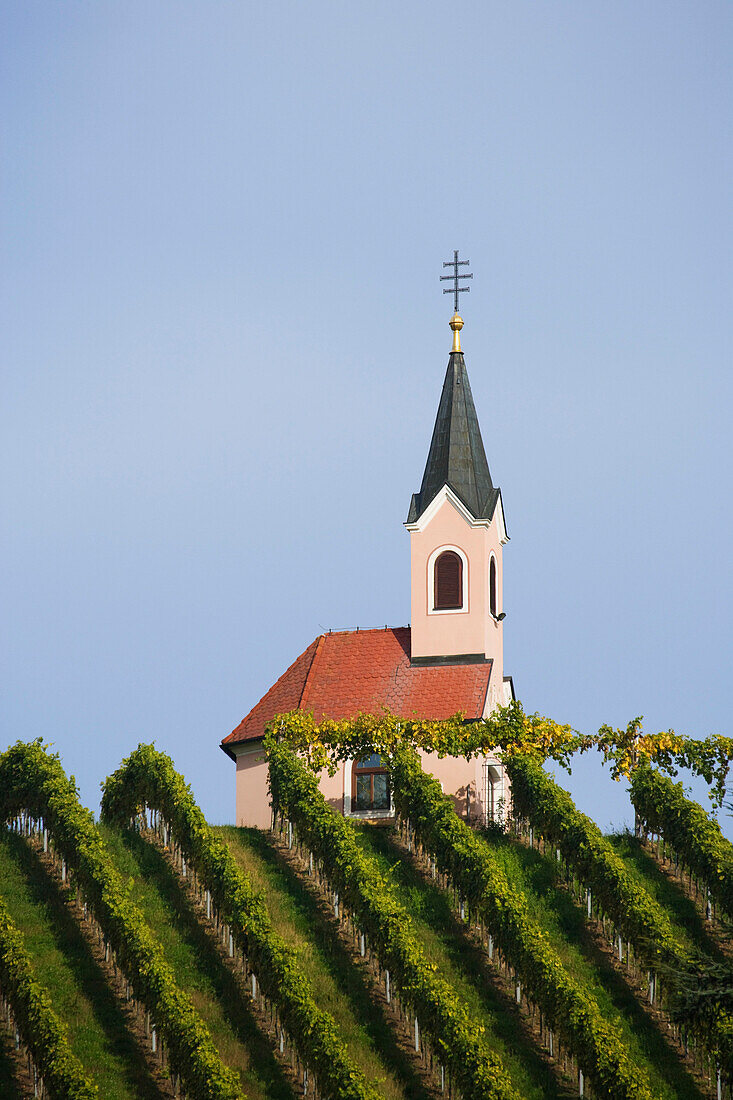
[490,556,497,618]
[352,753,391,812]
[434,550,463,610]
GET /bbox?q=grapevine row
[267,737,529,1100]
[505,753,733,1087]
[101,743,381,1100]
[390,746,656,1100]
[506,754,685,971]
[0,740,243,1100]
[630,764,733,923]
[0,891,97,1099]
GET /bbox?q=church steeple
[405,275,508,678]
[406,327,501,526]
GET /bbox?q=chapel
[221,267,513,827]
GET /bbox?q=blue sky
[2,2,731,832]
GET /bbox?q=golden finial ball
[449,312,464,332]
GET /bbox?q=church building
[221,267,513,828]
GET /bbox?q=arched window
[489,556,497,618]
[352,753,390,811]
[434,551,463,610]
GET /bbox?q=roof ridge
[319,626,408,637]
[298,633,325,713]
[221,634,321,747]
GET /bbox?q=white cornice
[405,483,509,544]
[495,492,509,545]
[404,485,478,531]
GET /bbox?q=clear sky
[2,3,731,832]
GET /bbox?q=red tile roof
[221,628,492,755]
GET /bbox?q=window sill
[348,808,394,820]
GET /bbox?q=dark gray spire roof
[407,351,501,525]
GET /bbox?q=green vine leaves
[266,703,732,808]
[597,718,733,808]
[265,701,584,774]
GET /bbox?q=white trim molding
[494,493,509,545]
[483,761,508,825]
[405,485,476,531]
[405,483,509,546]
[427,544,469,615]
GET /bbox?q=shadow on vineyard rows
[100,823,296,1100]
[218,825,437,1100]
[480,829,709,1100]
[357,822,712,1100]
[0,830,165,1100]
[349,824,579,1100]
[608,834,731,962]
[0,1021,28,1099]
[1,734,730,1100]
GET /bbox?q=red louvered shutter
[435,551,462,609]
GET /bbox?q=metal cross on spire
[440,250,472,312]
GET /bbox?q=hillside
[354,824,706,1100]
[0,737,730,1100]
[0,830,162,1100]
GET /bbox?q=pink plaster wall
[420,751,507,823]
[420,750,477,820]
[234,747,348,827]
[233,744,507,829]
[408,495,504,673]
[235,745,272,829]
[318,763,347,815]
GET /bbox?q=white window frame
[343,756,394,819]
[483,761,506,825]
[427,544,469,615]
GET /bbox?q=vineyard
[0,708,731,1100]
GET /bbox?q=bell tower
[405,264,509,709]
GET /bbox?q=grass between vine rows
[0,830,161,1100]
[98,823,293,1100]
[1,812,724,1100]
[607,833,730,962]
[357,823,715,1100]
[349,823,577,1100]
[217,825,424,1100]
[479,828,709,1100]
